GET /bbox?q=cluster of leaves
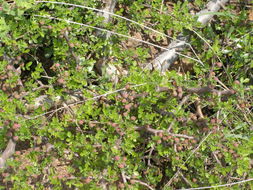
[0,0,252,189]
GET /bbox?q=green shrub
[0,0,252,189]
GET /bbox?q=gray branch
[148,0,230,72]
[0,139,16,169]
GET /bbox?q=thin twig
[176,178,253,190]
[160,0,164,14]
[188,28,223,65]
[163,131,213,188]
[149,0,230,71]
[35,1,193,47]
[121,171,127,184]
[185,86,235,97]
[195,99,204,119]
[125,175,155,190]
[147,146,155,166]
[28,83,146,120]
[178,171,192,187]
[167,95,190,132]
[212,151,222,166]
[135,126,194,139]
[214,76,229,90]
[39,1,202,67]
[63,30,80,64]
[32,14,203,65]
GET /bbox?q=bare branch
[164,131,213,188]
[32,15,202,65]
[185,86,236,97]
[125,175,155,190]
[0,139,16,168]
[135,126,194,139]
[176,178,253,190]
[28,83,146,120]
[195,99,204,119]
[35,1,192,45]
[149,0,230,71]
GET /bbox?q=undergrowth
[0,0,252,189]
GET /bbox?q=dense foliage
[0,0,252,189]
